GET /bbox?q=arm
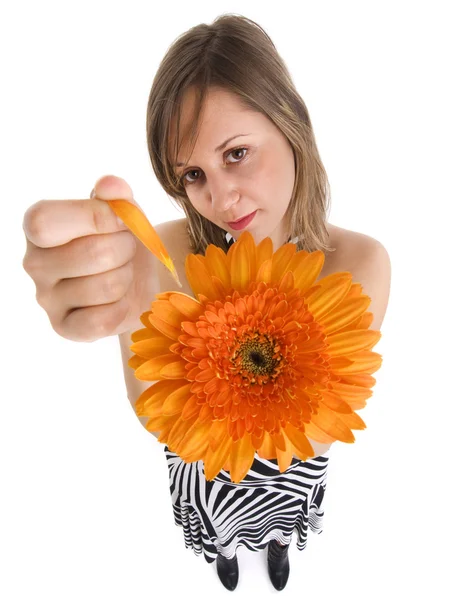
[117,218,190,439]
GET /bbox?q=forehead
[169,87,261,164]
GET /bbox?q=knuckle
[87,236,116,270]
[52,319,77,341]
[101,272,127,300]
[91,202,110,234]
[35,287,51,309]
[22,250,42,278]
[22,252,34,274]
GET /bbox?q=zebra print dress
[163,232,330,564]
[164,446,331,563]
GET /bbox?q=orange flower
[128,231,382,483]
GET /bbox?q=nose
[208,173,240,216]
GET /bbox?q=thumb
[90,174,143,229]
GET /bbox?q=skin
[171,86,297,252]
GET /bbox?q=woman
[22,13,391,593]
[132,13,390,591]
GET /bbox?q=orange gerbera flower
[128,230,382,484]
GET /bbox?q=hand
[22,175,158,342]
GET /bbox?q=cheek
[252,149,294,201]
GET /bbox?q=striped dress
[164,446,331,563]
[162,232,331,563]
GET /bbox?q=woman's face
[170,87,296,250]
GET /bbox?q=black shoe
[216,552,239,591]
[267,539,290,591]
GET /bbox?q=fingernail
[116,215,127,229]
[90,188,96,198]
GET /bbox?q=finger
[23,175,142,249]
[49,261,134,319]
[23,229,137,289]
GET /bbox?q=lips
[226,210,257,227]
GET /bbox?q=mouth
[226,210,258,230]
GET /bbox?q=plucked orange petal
[106,199,181,287]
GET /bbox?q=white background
[2,1,449,598]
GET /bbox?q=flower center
[237,338,278,379]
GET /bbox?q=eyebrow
[175,133,251,168]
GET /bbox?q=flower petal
[162,383,192,415]
[327,329,382,357]
[106,199,181,286]
[130,336,173,359]
[318,296,371,335]
[304,273,353,320]
[229,432,257,483]
[204,245,231,289]
[291,251,325,290]
[168,293,204,320]
[284,423,315,458]
[203,434,234,480]
[185,255,221,301]
[135,354,185,380]
[310,404,355,443]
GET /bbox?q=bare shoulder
[325,223,391,331]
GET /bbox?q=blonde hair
[146,13,335,256]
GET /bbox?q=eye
[182,147,248,186]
